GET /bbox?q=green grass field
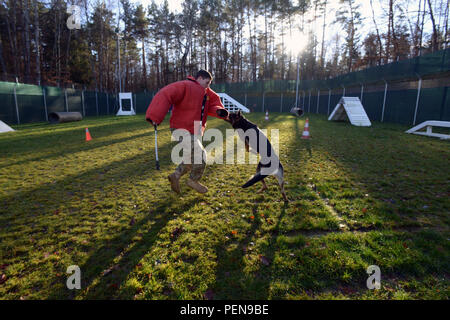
[0,113,449,300]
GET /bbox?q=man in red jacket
[146,70,229,194]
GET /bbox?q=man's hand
[146,117,158,126]
[216,108,229,118]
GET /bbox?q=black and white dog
[226,110,288,202]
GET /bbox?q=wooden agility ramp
[406,121,450,140]
[328,97,371,127]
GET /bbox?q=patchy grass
[0,113,448,300]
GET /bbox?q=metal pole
[262,91,265,112]
[244,93,247,108]
[13,85,20,125]
[106,93,110,115]
[81,90,86,117]
[342,85,345,97]
[117,0,122,93]
[65,89,69,112]
[360,83,364,102]
[95,91,99,116]
[413,75,422,125]
[43,87,48,122]
[280,93,283,112]
[295,55,300,108]
[317,90,320,113]
[154,124,160,170]
[302,91,305,110]
[308,90,311,113]
[381,80,388,122]
[328,88,331,116]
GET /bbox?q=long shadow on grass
[46,196,198,299]
[212,203,288,299]
[0,133,179,245]
[0,130,158,169]
[0,116,148,149]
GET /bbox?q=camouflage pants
[172,130,206,182]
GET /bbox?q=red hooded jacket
[145,76,226,135]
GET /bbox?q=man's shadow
[47,196,198,299]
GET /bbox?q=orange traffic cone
[301,118,311,139]
[265,111,269,121]
[85,127,92,141]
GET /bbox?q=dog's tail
[242,172,268,188]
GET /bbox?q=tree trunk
[84,0,97,89]
[445,0,449,49]
[33,0,41,85]
[142,38,147,89]
[66,29,72,83]
[10,0,19,78]
[370,0,383,64]
[23,0,31,80]
[390,0,399,60]
[427,0,439,51]
[320,1,328,71]
[419,1,426,55]
[386,0,393,63]
[0,32,7,80]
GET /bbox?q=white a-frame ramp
[0,120,15,133]
[218,93,250,113]
[328,97,371,127]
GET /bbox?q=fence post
[13,85,20,125]
[95,90,99,116]
[65,89,69,112]
[308,90,311,113]
[106,92,109,115]
[302,91,305,110]
[360,83,364,102]
[342,85,345,97]
[317,90,320,113]
[328,88,331,116]
[262,91,265,112]
[81,90,85,117]
[381,80,388,122]
[413,74,422,125]
[244,93,247,108]
[280,93,283,112]
[42,87,48,122]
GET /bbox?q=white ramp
[405,121,450,140]
[0,120,15,133]
[218,93,250,113]
[116,92,136,116]
[328,97,371,127]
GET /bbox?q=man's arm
[146,82,186,125]
[206,89,229,119]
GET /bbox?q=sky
[123,0,434,58]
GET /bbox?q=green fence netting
[1,48,448,126]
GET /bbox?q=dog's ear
[237,110,242,117]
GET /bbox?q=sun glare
[285,29,308,55]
